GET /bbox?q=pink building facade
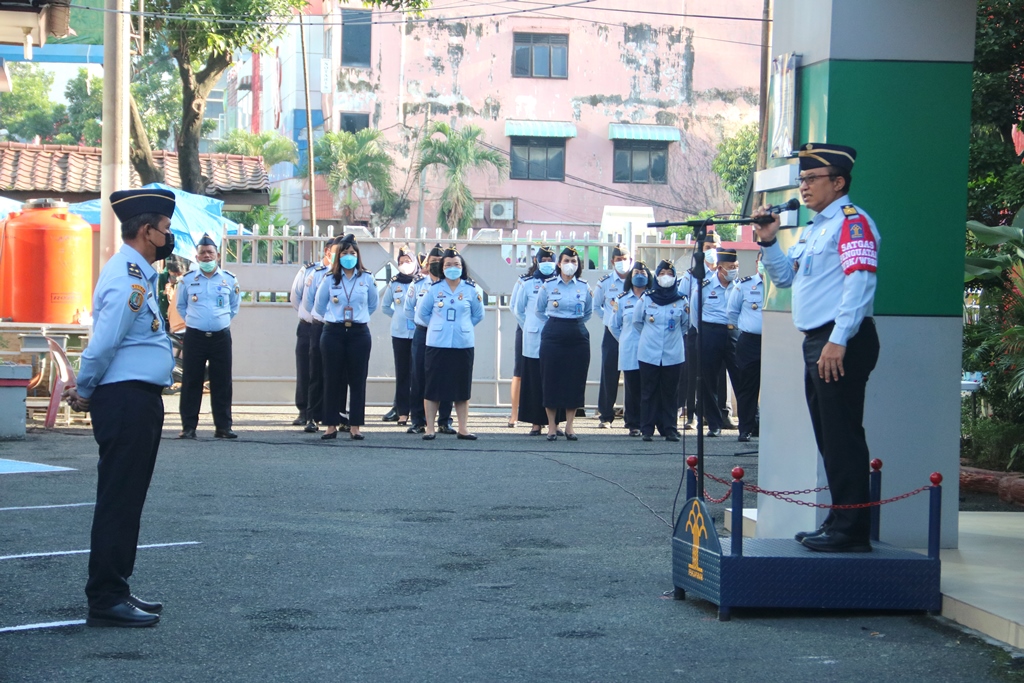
[298,1,763,232]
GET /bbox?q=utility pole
[99,0,130,270]
[299,10,317,232]
[416,109,427,231]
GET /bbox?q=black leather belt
[187,327,228,338]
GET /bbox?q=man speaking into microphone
[751,142,880,553]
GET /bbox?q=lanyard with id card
[339,274,357,327]
[447,302,456,322]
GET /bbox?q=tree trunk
[128,94,164,185]
[175,50,232,194]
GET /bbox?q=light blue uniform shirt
[727,273,764,335]
[688,273,734,325]
[175,267,240,332]
[633,293,688,366]
[534,277,593,322]
[290,262,316,320]
[416,278,485,349]
[760,194,879,346]
[609,289,644,371]
[593,272,628,327]
[302,265,333,323]
[76,244,174,399]
[381,276,421,339]
[406,275,441,327]
[513,273,557,358]
[313,271,379,324]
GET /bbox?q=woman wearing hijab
[513,245,565,436]
[633,259,688,442]
[381,246,421,425]
[405,245,455,435]
[508,269,527,429]
[313,234,378,440]
[534,247,593,441]
[610,261,652,438]
[416,248,485,440]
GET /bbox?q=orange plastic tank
[0,199,94,324]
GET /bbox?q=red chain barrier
[700,471,931,510]
[703,487,731,504]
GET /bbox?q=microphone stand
[646,215,754,505]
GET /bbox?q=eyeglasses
[798,173,835,186]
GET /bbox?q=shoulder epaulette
[222,269,236,279]
[303,261,314,269]
[314,263,327,271]
[429,279,444,288]
[599,273,612,283]
[616,291,630,299]
[577,278,588,284]
[739,275,753,283]
[519,272,532,280]
[413,273,425,282]
[127,262,143,279]
[702,278,710,286]
[465,278,477,287]
[841,204,859,217]
[390,275,400,283]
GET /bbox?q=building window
[513,33,568,79]
[613,140,668,184]
[340,113,370,133]
[341,10,371,68]
[510,137,565,181]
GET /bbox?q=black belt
[187,327,229,338]
[325,321,368,329]
[802,317,873,337]
[703,322,731,329]
[106,380,165,396]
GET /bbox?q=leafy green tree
[314,128,395,224]
[214,129,297,167]
[663,210,736,242]
[0,63,60,142]
[413,122,509,235]
[63,68,103,146]
[712,123,758,207]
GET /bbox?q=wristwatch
[757,237,777,247]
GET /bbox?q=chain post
[928,472,943,560]
[869,459,883,542]
[731,467,744,557]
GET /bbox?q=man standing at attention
[64,188,177,627]
[752,143,880,553]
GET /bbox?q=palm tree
[314,128,395,224]
[214,129,298,168]
[414,122,509,235]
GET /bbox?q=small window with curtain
[613,140,669,184]
[513,33,568,79]
[340,113,370,133]
[341,10,371,68]
[510,137,566,181]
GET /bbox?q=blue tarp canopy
[68,183,238,262]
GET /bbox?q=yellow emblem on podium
[685,500,708,581]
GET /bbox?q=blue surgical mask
[632,274,648,288]
[538,261,556,276]
[757,262,766,277]
[444,267,462,281]
[198,260,217,273]
[340,254,358,270]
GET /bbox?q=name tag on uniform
[668,318,676,331]
[343,307,354,327]
[574,303,583,316]
[447,307,456,322]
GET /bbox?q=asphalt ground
[0,404,1019,682]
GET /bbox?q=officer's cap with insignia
[798,142,857,173]
[655,259,676,275]
[535,244,555,260]
[428,243,446,259]
[624,260,651,292]
[611,243,629,259]
[110,188,175,223]
[197,233,218,249]
[716,248,738,263]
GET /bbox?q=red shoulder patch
[838,216,878,274]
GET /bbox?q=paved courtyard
[0,405,1019,682]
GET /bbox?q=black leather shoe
[629,429,641,437]
[422,433,436,441]
[801,531,872,553]
[382,409,399,422]
[321,430,338,440]
[738,433,752,443]
[565,433,578,441]
[642,434,653,442]
[722,419,737,430]
[407,425,426,434]
[214,429,238,439]
[178,428,196,439]
[457,433,478,440]
[86,601,160,628]
[666,433,680,442]
[438,425,457,435]
[556,429,566,437]
[682,421,694,430]
[794,525,830,542]
[350,433,365,441]
[528,429,542,436]
[291,414,307,426]
[127,594,163,614]
[706,429,721,438]
[304,421,319,433]
[546,434,558,441]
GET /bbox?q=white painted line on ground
[0,620,87,633]
[0,541,201,561]
[0,502,95,512]
[0,459,74,474]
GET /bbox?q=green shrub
[961,415,1024,471]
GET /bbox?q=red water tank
[0,199,94,324]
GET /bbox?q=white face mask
[561,262,578,277]
[704,250,718,266]
[398,262,416,275]
[613,260,632,275]
[657,274,676,288]
[723,268,739,282]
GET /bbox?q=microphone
[746,198,800,225]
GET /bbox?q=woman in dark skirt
[416,248,485,440]
[534,246,594,441]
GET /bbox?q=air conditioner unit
[490,200,514,221]
[473,202,485,220]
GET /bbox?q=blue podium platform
[671,495,943,621]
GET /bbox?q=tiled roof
[0,142,269,197]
